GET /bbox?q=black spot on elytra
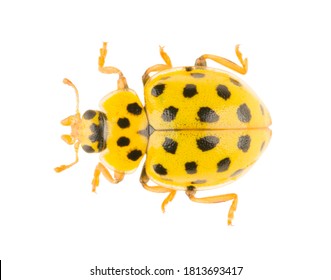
[230,78,242,87]
[185,161,198,174]
[197,107,220,123]
[117,118,130,128]
[196,136,219,151]
[217,157,231,172]
[162,137,178,154]
[127,102,142,115]
[127,149,142,161]
[216,84,231,100]
[185,66,193,71]
[162,106,179,122]
[237,103,251,123]
[237,135,251,152]
[153,164,167,175]
[183,84,198,98]
[151,84,166,97]
[83,110,96,120]
[190,73,205,78]
[117,137,130,147]
[82,145,95,153]
[231,169,244,177]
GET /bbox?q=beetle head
[55,79,106,173]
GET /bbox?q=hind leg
[186,187,238,226]
[195,45,248,74]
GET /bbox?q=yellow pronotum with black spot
[55,43,272,225]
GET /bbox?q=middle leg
[140,165,177,212]
[142,46,173,85]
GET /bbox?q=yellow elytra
[55,42,272,225]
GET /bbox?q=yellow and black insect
[55,43,272,225]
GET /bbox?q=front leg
[92,162,124,192]
[98,42,128,90]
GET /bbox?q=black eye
[83,110,96,120]
[82,145,95,153]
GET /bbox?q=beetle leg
[142,46,172,85]
[186,188,238,226]
[159,46,172,67]
[54,142,80,172]
[92,162,124,192]
[195,45,248,75]
[140,165,176,212]
[142,64,171,85]
[98,42,128,90]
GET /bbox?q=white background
[1,0,330,279]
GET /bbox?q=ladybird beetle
[55,42,272,225]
